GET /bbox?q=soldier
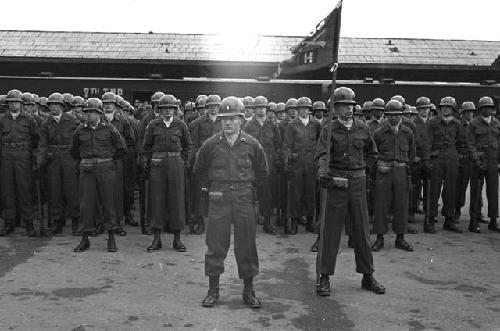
[142,94,191,252]
[70,98,127,252]
[284,97,321,234]
[39,97,50,117]
[275,102,288,227]
[137,91,164,235]
[371,100,416,252]
[194,96,268,309]
[195,95,207,118]
[286,98,298,121]
[409,97,432,225]
[454,102,475,225]
[354,104,364,122]
[0,89,40,237]
[368,98,385,133]
[189,94,222,234]
[72,96,86,122]
[102,92,135,236]
[268,102,277,122]
[35,93,81,236]
[22,93,44,127]
[242,96,254,123]
[183,101,197,125]
[467,96,500,233]
[123,102,140,227]
[312,101,327,124]
[275,102,287,123]
[243,96,282,235]
[361,101,373,122]
[315,87,385,296]
[0,95,8,114]
[427,97,461,233]
[62,93,75,114]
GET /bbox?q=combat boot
[290,218,299,235]
[115,223,127,236]
[305,216,315,233]
[488,218,500,233]
[443,217,462,233]
[141,225,153,235]
[107,231,117,252]
[423,218,436,234]
[147,229,162,252]
[195,216,205,235]
[0,220,15,236]
[361,273,386,294]
[395,235,413,252]
[188,219,197,234]
[468,219,480,233]
[263,216,277,235]
[73,233,90,253]
[316,274,330,296]
[124,213,138,227]
[202,276,220,308]
[47,219,64,236]
[90,223,104,237]
[371,236,384,252]
[242,278,262,309]
[71,218,81,236]
[25,220,37,237]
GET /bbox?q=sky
[2,0,499,41]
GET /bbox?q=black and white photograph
[0,0,499,329]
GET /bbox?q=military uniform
[410,115,431,218]
[455,117,472,222]
[0,104,40,236]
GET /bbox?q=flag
[278,0,343,78]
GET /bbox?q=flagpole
[317,0,342,244]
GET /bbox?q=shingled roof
[0,30,499,67]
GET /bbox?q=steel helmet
[439,96,457,110]
[354,105,363,115]
[430,103,437,111]
[410,106,418,114]
[33,94,40,105]
[402,104,412,114]
[47,92,65,105]
[477,96,495,109]
[415,97,431,109]
[102,92,117,104]
[253,96,269,108]
[62,93,75,106]
[6,89,23,102]
[313,101,327,112]
[158,95,178,108]
[276,102,286,113]
[218,96,245,117]
[184,101,195,111]
[460,101,476,112]
[0,94,6,106]
[362,101,373,112]
[285,98,298,109]
[371,98,385,110]
[333,87,356,105]
[151,91,165,104]
[39,97,48,108]
[385,100,403,114]
[196,95,207,109]
[21,92,35,105]
[391,95,406,105]
[268,102,277,112]
[205,94,222,107]
[116,95,127,109]
[297,97,313,108]
[73,96,85,107]
[83,98,103,113]
[242,96,254,109]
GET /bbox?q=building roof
[0,30,499,67]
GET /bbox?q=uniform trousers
[47,151,79,220]
[470,153,498,220]
[290,153,316,217]
[429,154,459,218]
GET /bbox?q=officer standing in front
[70,98,127,253]
[467,96,500,233]
[194,96,268,309]
[0,89,40,237]
[315,87,385,296]
[142,94,191,252]
[371,100,416,252]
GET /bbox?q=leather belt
[377,160,407,167]
[49,144,70,150]
[152,151,180,158]
[329,169,365,179]
[80,157,113,164]
[211,181,253,191]
[2,141,30,149]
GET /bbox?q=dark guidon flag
[277,0,343,78]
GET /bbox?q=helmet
[385,100,403,114]
[297,97,313,108]
[415,97,431,109]
[6,89,23,102]
[439,96,457,110]
[39,97,48,108]
[430,103,437,111]
[205,94,222,107]
[243,96,254,109]
[218,96,245,117]
[402,104,412,114]
[0,95,6,106]
[158,95,178,108]
[102,92,117,104]
[151,91,165,104]
[116,95,127,109]
[276,102,286,113]
[354,105,363,115]
[333,87,356,105]
[62,93,74,106]
[196,95,207,109]
[362,101,373,112]
[253,96,269,108]
[47,92,65,105]
[391,95,406,105]
[268,102,277,112]
[371,98,385,110]
[460,101,476,112]
[285,98,298,109]
[21,92,35,105]
[410,106,418,114]
[184,101,195,111]
[73,96,85,107]
[83,98,103,113]
[33,94,40,105]
[477,96,495,109]
[313,101,327,112]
